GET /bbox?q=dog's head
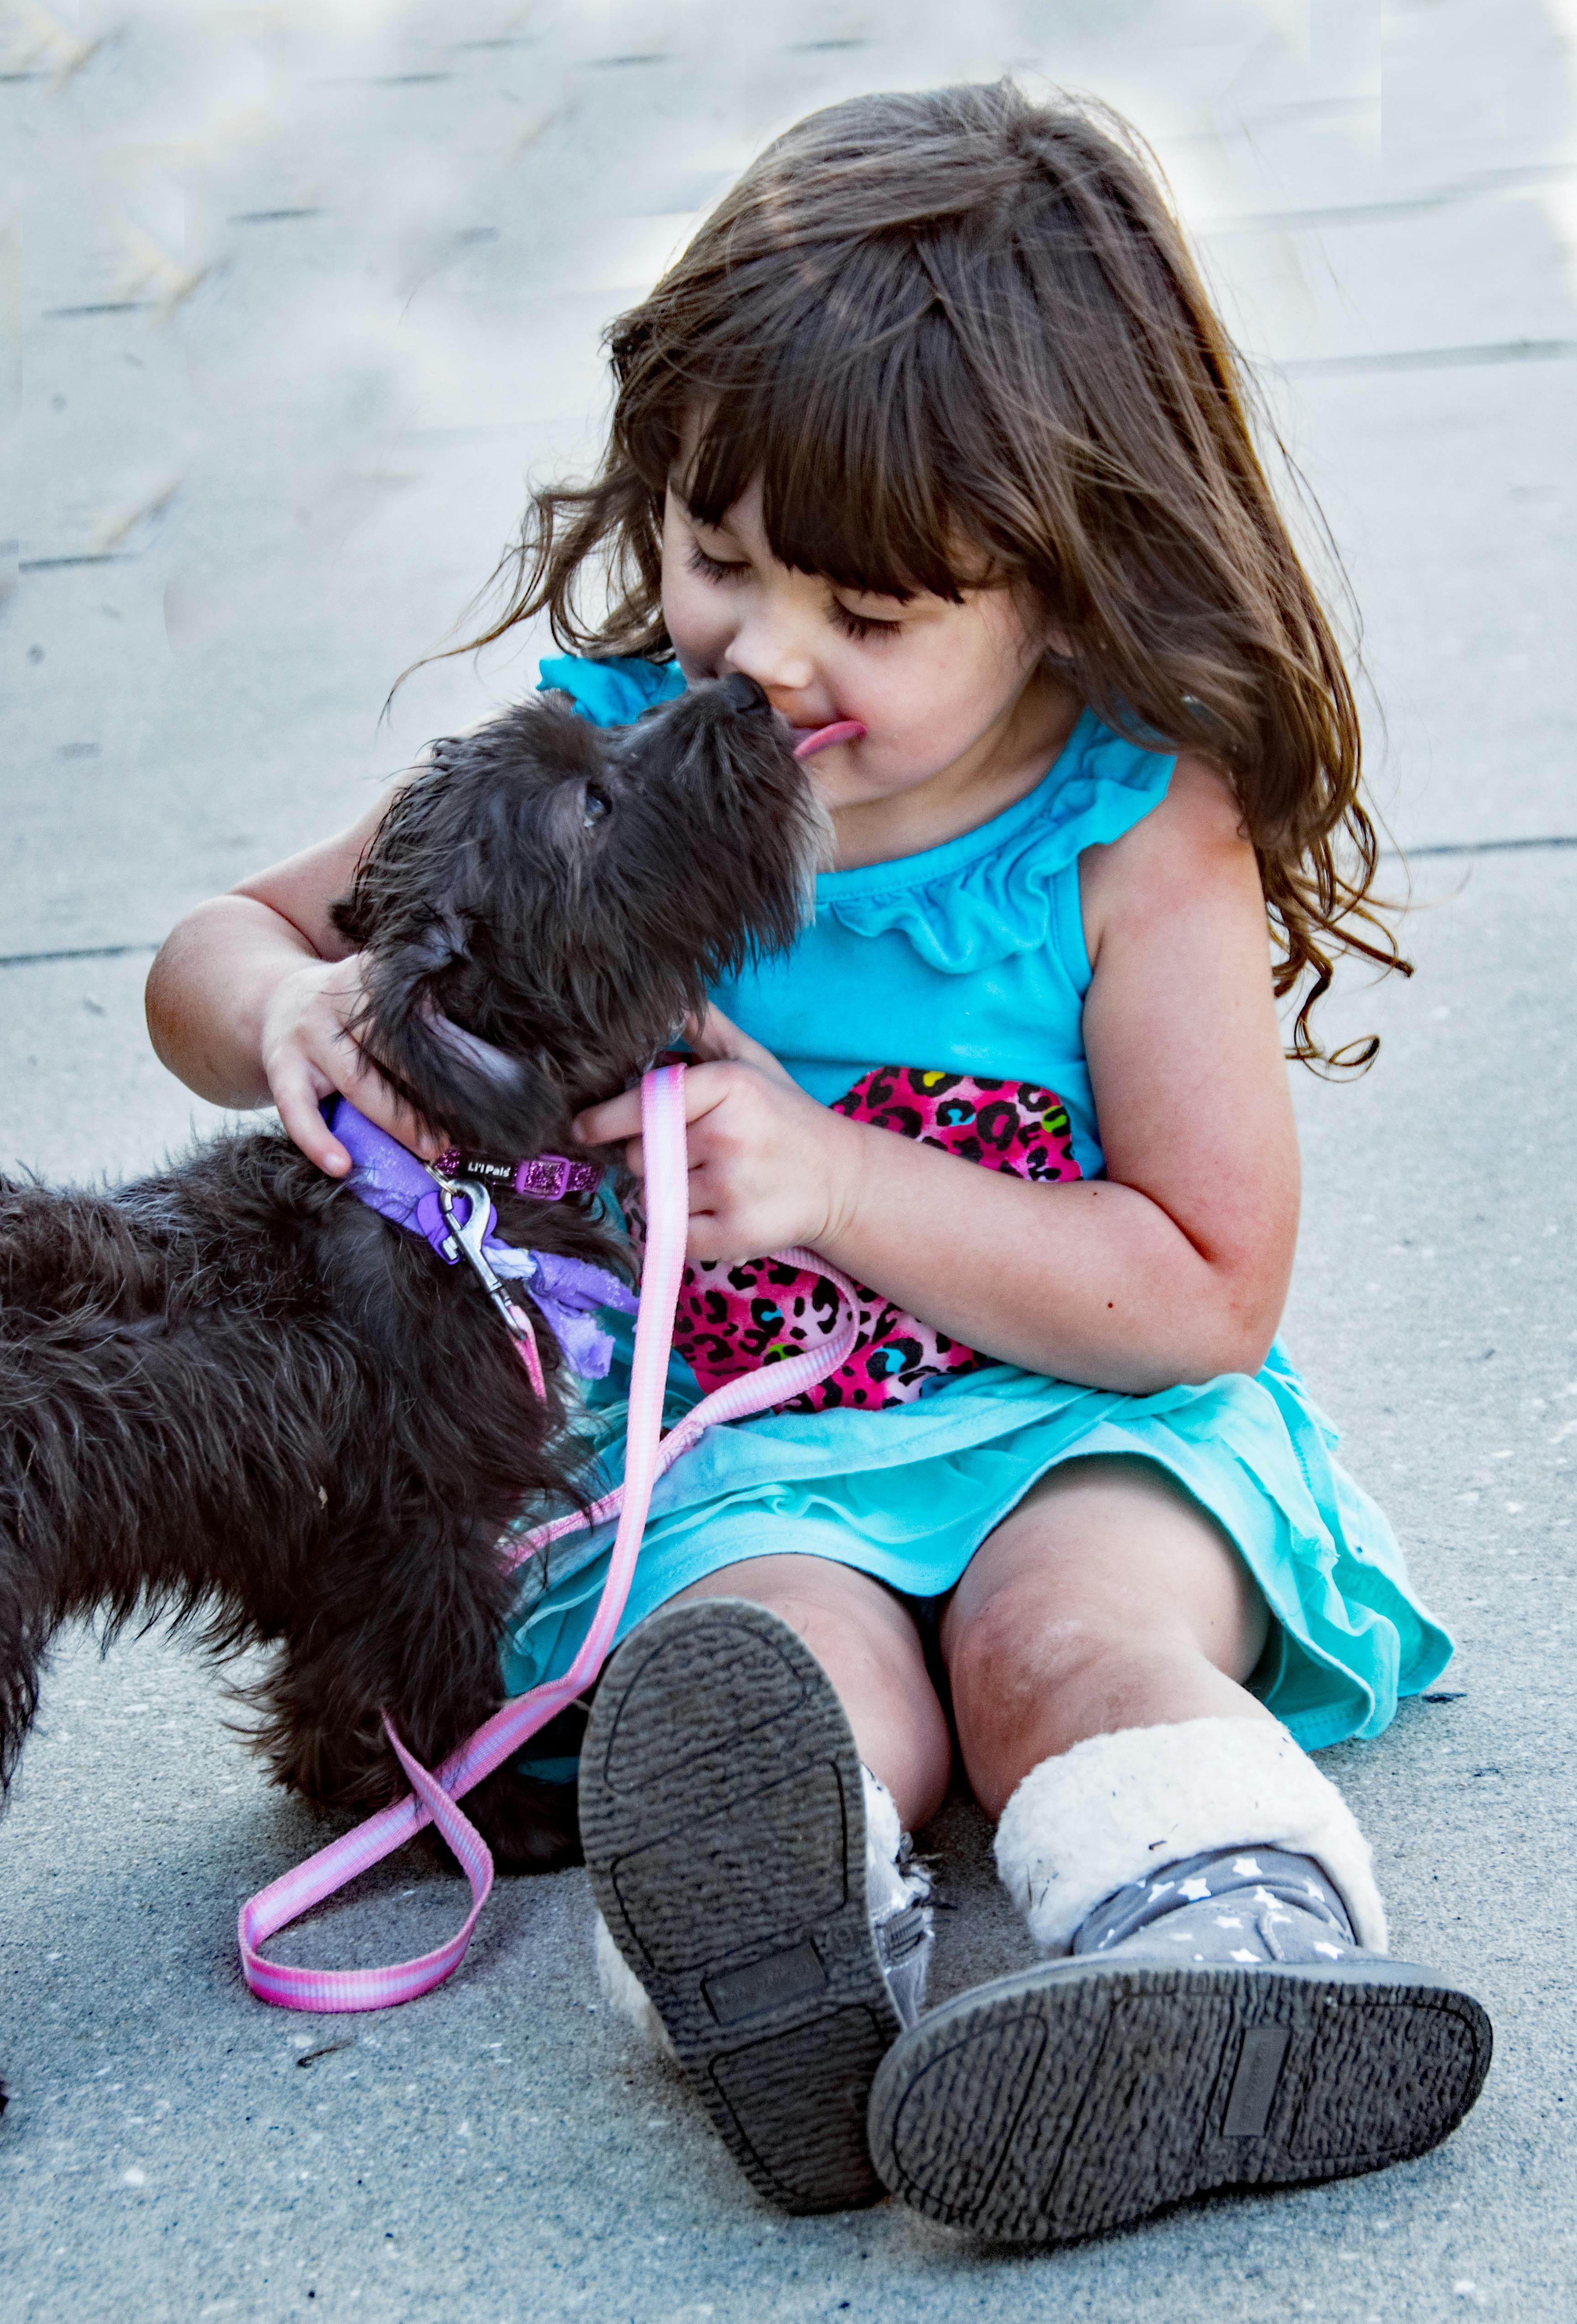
[329,674,827,1155]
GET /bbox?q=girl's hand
[259,952,445,1176]
[572,1005,857,1264]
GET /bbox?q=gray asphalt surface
[3,4,1576,2318]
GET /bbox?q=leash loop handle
[237,1064,860,2011]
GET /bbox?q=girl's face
[660,476,1070,836]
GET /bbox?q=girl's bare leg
[672,1553,952,1830]
[941,1453,1273,1819]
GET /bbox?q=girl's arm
[145,783,441,1178]
[575,758,1299,1395]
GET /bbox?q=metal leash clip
[432,1172,546,1394]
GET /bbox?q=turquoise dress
[502,656,1451,1756]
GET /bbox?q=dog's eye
[583,785,612,829]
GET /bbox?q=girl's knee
[948,1587,1136,1721]
[949,1463,1271,1689]
[775,1587,892,1684]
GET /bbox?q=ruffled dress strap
[530,666,1172,987]
[814,708,1174,978]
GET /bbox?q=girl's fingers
[573,1088,644,1147]
[576,1049,791,1149]
[271,1029,445,1170]
[259,955,450,1170]
[575,1072,724,1152]
[332,1044,445,1158]
[271,1060,349,1175]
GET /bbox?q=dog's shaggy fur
[0,673,821,1889]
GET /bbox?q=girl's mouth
[791,720,866,761]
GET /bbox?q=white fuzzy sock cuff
[994,1717,1387,1956]
[863,1765,927,1920]
[593,1911,676,2058]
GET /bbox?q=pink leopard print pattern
[671,1066,1084,1414]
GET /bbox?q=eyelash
[685,544,748,585]
[828,600,903,643]
[685,543,904,642]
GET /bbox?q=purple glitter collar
[327,1097,635,1380]
[432,1146,601,1202]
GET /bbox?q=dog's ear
[328,888,369,948]
[352,928,565,1156]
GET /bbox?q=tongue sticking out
[792,720,866,761]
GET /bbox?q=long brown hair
[461,80,1406,1066]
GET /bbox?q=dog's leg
[246,1494,584,1873]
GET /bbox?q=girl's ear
[1006,582,1072,667]
[354,936,563,1156]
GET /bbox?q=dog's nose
[714,673,772,717]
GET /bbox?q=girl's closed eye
[828,595,904,644]
[686,543,751,586]
[686,532,904,642]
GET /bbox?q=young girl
[148,83,1489,2242]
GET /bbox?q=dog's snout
[714,673,771,717]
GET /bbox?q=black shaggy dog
[0,673,822,1888]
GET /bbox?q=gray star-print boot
[582,1597,933,2214]
[868,1717,1491,2245]
[1076,1844,1366,1971]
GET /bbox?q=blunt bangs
[660,254,1006,604]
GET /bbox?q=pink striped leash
[238,1061,859,2012]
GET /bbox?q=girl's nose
[723,617,817,704]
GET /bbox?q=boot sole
[868,1954,1492,2243]
[580,1597,900,2214]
